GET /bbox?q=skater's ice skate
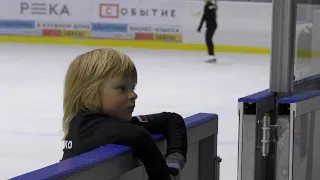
[204,55,217,63]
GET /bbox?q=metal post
[269,0,297,97]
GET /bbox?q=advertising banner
[134,33,182,42]
[42,29,91,37]
[36,21,90,30]
[91,22,135,40]
[0,0,91,21]
[91,31,135,40]
[0,20,41,36]
[92,0,182,26]
[0,0,184,42]
[128,24,181,34]
[153,34,182,42]
[43,29,61,36]
[61,30,91,37]
[135,33,153,40]
[0,20,35,29]
[91,23,128,32]
[0,28,42,36]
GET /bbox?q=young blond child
[61,48,188,180]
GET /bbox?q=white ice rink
[0,43,270,180]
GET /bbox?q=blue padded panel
[277,90,320,104]
[238,89,274,103]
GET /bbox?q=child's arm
[88,119,172,180]
[131,112,188,175]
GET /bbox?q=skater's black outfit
[197,1,218,56]
[61,110,188,180]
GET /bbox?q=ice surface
[0,43,270,180]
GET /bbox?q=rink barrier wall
[275,90,320,180]
[10,113,220,180]
[237,89,273,103]
[238,88,320,180]
[0,1,317,56]
[277,89,320,103]
[0,36,270,55]
[0,1,272,54]
[237,73,320,180]
[238,74,320,104]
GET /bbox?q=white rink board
[0,0,273,47]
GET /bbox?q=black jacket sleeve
[198,5,207,30]
[85,118,172,180]
[131,112,188,159]
[198,2,217,30]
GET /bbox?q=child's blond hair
[62,48,137,140]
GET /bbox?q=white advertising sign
[128,24,182,34]
[36,21,90,30]
[92,0,183,26]
[92,31,135,40]
[0,0,91,21]
[0,28,42,36]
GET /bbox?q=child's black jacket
[62,110,188,180]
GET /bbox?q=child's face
[100,76,137,121]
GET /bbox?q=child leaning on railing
[61,48,188,180]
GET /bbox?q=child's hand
[166,152,186,176]
[170,175,177,180]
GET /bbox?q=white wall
[182,2,272,47]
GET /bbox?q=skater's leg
[211,26,217,55]
[205,29,214,55]
[204,28,216,63]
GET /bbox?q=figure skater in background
[61,48,188,180]
[197,0,218,63]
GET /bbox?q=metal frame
[237,91,276,180]
[237,0,320,179]
[276,91,320,180]
[269,0,297,96]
